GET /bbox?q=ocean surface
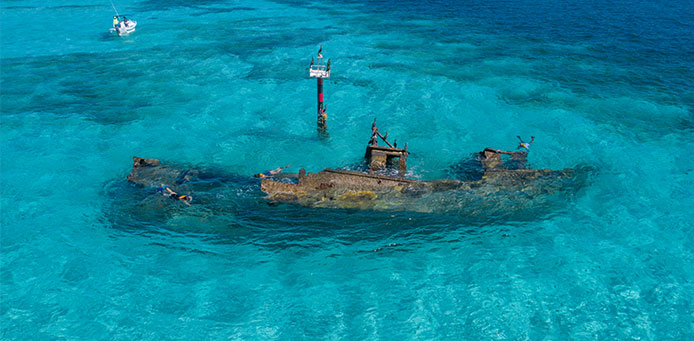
[2,0,693,338]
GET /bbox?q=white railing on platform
[309,64,330,78]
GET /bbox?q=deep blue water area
[2,0,693,339]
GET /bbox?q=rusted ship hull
[126,156,587,217]
[261,167,580,213]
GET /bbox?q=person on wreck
[158,185,193,206]
[254,165,292,178]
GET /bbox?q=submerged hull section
[260,167,582,215]
[126,156,589,219]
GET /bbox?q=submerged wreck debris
[365,118,408,172]
[127,156,199,188]
[260,166,578,213]
[258,122,584,214]
[126,122,588,217]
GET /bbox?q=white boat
[110,15,137,36]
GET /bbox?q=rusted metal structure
[254,121,581,211]
[365,118,409,172]
[126,121,586,215]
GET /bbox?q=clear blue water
[2,0,693,338]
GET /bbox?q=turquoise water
[2,0,693,338]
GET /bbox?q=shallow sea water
[1,0,693,339]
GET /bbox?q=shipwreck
[127,119,589,217]
[258,120,583,213]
